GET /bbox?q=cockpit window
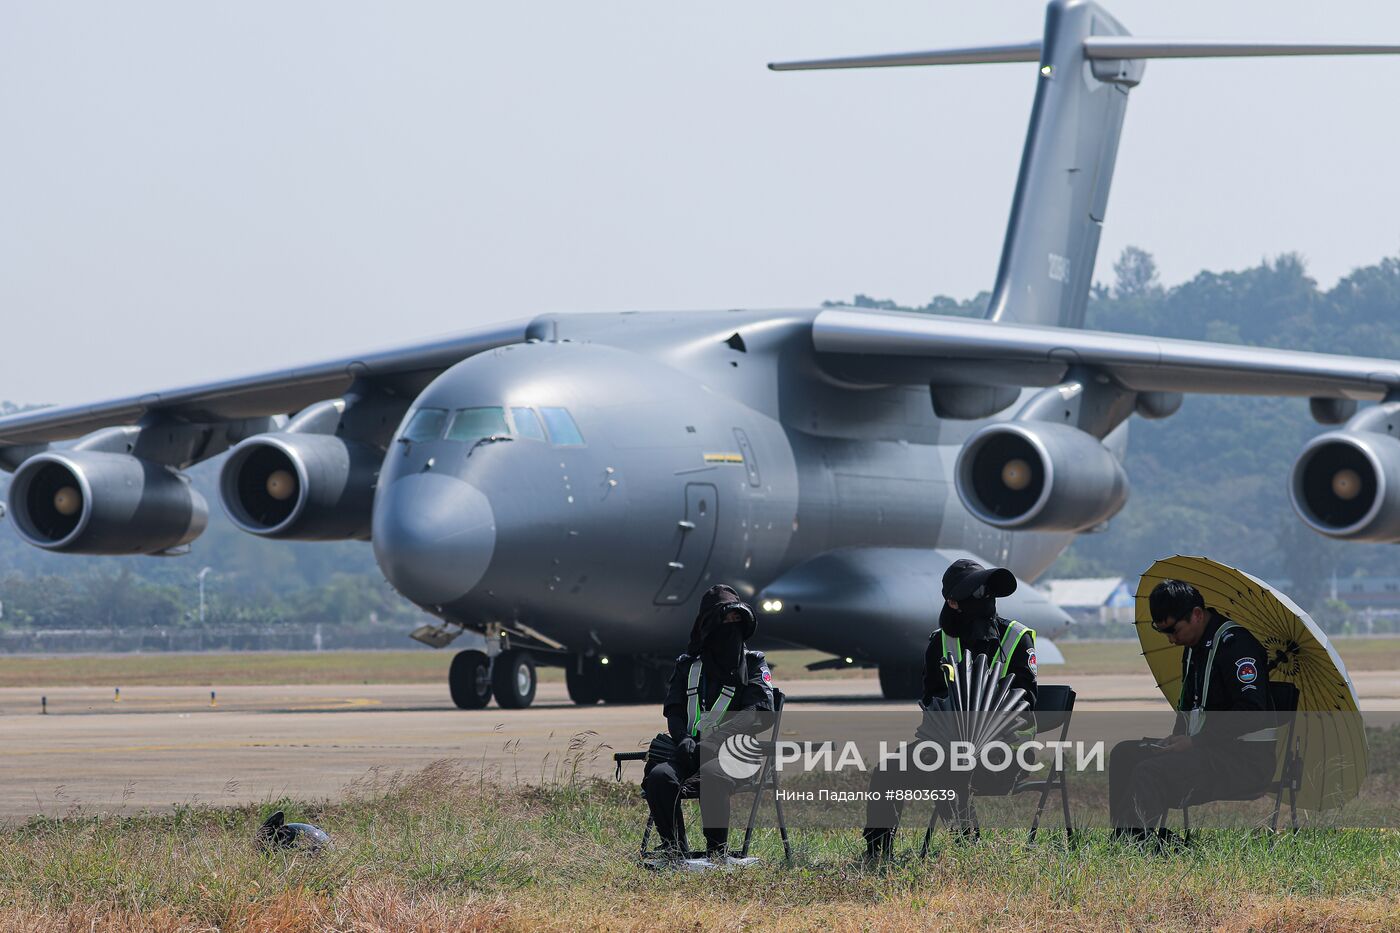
[402,407,449,441]
[510,407,546,442]
[446,406,510,442]
[540,407,585,446]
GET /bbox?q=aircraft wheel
[449,650,493,709]
[603,657,654,704]
[878,663,922,701]
[493,649,538,709]
[566,658,603,705]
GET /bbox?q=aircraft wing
[0,320,529,449]
[812,308,1400,400]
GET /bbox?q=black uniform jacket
[1177,611,1273,742]
[663,649,774,742]
[923,613,1038,711]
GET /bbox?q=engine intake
[1290,430,1400,541]
[7,452,207,554]
[955,421,1128,531]
[220,433,381,540]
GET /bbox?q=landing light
[761,599,783,613]
[600,656,610,666]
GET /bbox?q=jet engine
[1290,429,1400,541]
[955,421,1128,531]
[219,433,381,540]
[7,451,207,554]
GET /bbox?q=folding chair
[1166,682,1302,843]
[916,684,1076,857]
[1017,684,1077,844]
[613,687,792,864]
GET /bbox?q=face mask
[702,621,746,683]
[954,596,996,619]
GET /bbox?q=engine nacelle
[7,452,207,554]
[1290,430,1400,541]
[955,421,1128,531]
[219,433,381,540]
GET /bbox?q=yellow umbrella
[1135,556,1366,811]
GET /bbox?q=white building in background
[1042,578,1135,626]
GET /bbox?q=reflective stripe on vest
[685,660,736,738]
[1182,620,1275,741]
[940,620,1033,680]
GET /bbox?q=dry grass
[1,756,1396,933]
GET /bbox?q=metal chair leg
[641,814,654,860]
[1182,805,1192,843]
[1270,784,1283,834]
[1059,768,1074,844]
[739,762,767,859]
[1028,775,1054,844]
[773,790,793,864]
[920,809,938,859]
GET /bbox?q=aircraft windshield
[510,407,546,441]
[540,407,585,446]
[446,407,510,442]
[402,408,449,441]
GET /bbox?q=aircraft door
[653,483,719,605]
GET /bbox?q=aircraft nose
[372,473,496,606]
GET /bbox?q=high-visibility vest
[939,619,1034,680]
[685,660,736,738]
[1181,620,1275,742]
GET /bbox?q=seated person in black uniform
[642,584,775,865]
[1109,579,1276,845]
[863,558,1039,859]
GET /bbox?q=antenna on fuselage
[770,0,1400,331]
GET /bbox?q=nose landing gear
[448,650,493,709]
[448,647,538,709]
[492,649,538,709]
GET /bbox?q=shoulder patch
[1235,657,1258,684]
[761,664,773,684]
[1027,649,1038,675]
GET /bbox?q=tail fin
[770,0,1400,329]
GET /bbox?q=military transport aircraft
[4,0,1400,709]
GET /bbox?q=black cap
[941,558,1017,601]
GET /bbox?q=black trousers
[862,760,1022,846]
[642,756,739,852]
[1108,739,1276,830]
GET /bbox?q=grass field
[1,758,1395,932]
[1,638,1397,688]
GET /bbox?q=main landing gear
[566,655,667,706]
[878,662,923,701]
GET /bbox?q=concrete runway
[3,673,1397,822]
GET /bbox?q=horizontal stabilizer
[1083,38,1400,60]
[771,39,1400,72]
[768,42,1040,71]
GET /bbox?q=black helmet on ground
[256,810,331,853]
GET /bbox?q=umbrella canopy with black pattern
[1135,556,1366,811]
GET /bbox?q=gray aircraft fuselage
[371,308,1078,662]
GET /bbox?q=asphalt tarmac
[3,673,1396,822]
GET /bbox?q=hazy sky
[3,1,1399,406]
